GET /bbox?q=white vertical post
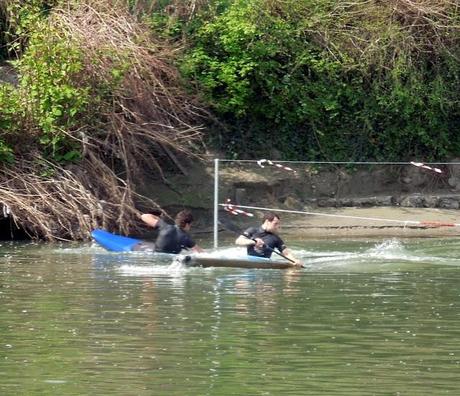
[213,158,219,249]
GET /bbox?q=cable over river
[1,237,460,395]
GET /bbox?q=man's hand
[253,238,265,249]
[293,260,304,268]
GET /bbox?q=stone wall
[312,194,460,210]
[225,162,460,212]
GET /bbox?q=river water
[1,237,460,395]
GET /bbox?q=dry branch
[0,1,207,240]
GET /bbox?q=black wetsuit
[154,219,195,254]
[243,226,286,258]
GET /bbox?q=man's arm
[183,233,204,253]
[140,213,160,228]
[281,247,303,267]
[235,234,254,246]
[235,234,265,249]
[191,245,205,253]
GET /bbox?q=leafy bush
[13,22,89,161]
[0,84,19,163]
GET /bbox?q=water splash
[365,239,460,265]
[366,239,408,259]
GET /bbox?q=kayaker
[140,209,204,254]
[235,212,302,266]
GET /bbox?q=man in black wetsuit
[235,212,302,265]
[140,210,204,254]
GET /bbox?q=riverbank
[203,206,460,242]
[141,161,460,240]
[250,207,460,239]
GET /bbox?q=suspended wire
[213,158,458,247]
[218,204,460,228]
[216,160,460,165]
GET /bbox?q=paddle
[218,217,299,265]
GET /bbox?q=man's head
[262,212,281,233]
[175,210,194,230]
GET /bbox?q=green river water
[1,237,460,395]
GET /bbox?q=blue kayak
[91,229,147,252]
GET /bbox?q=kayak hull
[90,229,158,252]
[176,254,296,269]
[91,229,142,251]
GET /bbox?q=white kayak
[175,254,298,269]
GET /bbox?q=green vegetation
[1,0,85,163]
[13,24,88,162]
[1,0,459,163]
[175,0,460,160]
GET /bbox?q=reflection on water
[1,238,460,395]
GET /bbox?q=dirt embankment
[138,159,460,238]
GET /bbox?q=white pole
[213,158,219,249]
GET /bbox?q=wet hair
[263,212,280,222]
[175,210,194,229]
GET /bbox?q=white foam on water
[293,247,359,267]
[298,238,460,271]
[365,238,409,259]
[194,247,250,259]
[43,380,67,384]
[118,260,188,277]
[53,242,107,254]
[364,239,460,265]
